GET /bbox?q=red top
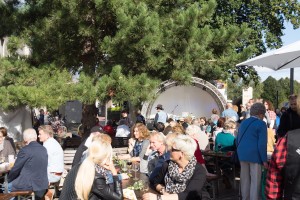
[194,139,205,164]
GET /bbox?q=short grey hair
[250,102,266,116]
[172,134,196,161]
[185,125,201,136]
[23,128,37,142]
[150,131,166,144]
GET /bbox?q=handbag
[231,118,257,166]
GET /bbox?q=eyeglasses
[171,147,181,152]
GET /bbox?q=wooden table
[122,171,157,199]
[202,151,238,190]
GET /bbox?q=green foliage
[262,76,300,108]
[1,0,300,110]
[227,77,263,101]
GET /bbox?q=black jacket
[277,108,300,137]
[284,129,300,200]
[60,164,123,200]
[150,160,206,200]
[72,138,88,167]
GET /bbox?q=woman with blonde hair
[144,134,206,200]
[214,119,236,152]
[60,139,123,200]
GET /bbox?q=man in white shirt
[38,125,64,183]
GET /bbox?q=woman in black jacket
[143,134,206,200]
[60,138,123,200]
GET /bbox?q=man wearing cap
[154,104,168,130]
[72,126,104,166]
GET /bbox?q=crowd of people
[1,93,300,200]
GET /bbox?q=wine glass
[132,162,140,181]
[127,160,132,173]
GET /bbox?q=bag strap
[236,118,258,148]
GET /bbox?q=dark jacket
[284,129,300,200]
[60,164,123,200]
[277,108,300,137]
[150,160,206,200]
[8,141,48,192]
[72,138,88,167]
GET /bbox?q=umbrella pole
[290,68,294,95]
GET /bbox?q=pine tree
[1,0,300,128]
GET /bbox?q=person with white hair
[8,128,48,199]
[144,131,170,181]
[185,124,208,150]
[144,134,206,200]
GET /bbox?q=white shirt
[43,137,64,173]
[115,125,131,137]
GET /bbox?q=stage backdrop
[148,85,220,119]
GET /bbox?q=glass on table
[132,162,140,181]
[126,159,132,173]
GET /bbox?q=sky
[255,22,300,82]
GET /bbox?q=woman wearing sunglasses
[144,134,206,200]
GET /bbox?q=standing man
[38,125,64,184]
[221,102,239,122]
[38,109,45,125]
[154,104,168,130]
[277,94,300,138]
[8,128,48,199]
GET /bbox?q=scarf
[95,164,110,184]
[164,156,197,193]
[133,140,143,157]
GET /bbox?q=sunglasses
[171,147,181,152]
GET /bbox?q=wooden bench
[111,137,129,148]
[113,147,128,156]
[0,191,35,200]
[64,148,77,171]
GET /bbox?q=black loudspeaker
[64,100,82,123]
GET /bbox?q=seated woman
[0,128,15,162]
[144,134,206,200]
[185,125,216,177]
[119,123,150,174]
[214,119,236,152]
[59,139,123,200]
